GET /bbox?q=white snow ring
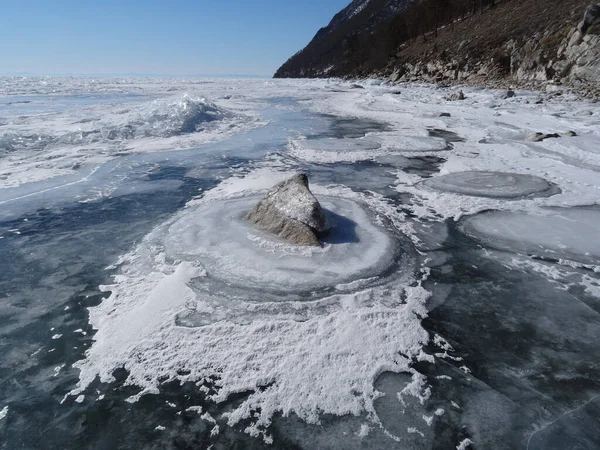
[161,196,408,298]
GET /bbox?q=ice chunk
[423,171,558,199]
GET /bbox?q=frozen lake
[0,77,599,449]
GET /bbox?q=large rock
[580,4,600,34]
[244,174,330,246]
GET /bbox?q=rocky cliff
[275,0,600,99]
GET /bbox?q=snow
[0,406,7,420]
[456,438,473,450]
[357,423,372,437]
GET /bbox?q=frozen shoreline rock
[527,132,561,142]
[445,90,466,101]
[244,174,331,246]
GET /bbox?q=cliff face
[275,0,600,98]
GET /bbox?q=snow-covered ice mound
[70,180,429,441]
[103,94,230,139]
[423,171,558,199]
[289,135,447,163]
[461,207,600,265]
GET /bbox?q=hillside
[274,0,411,78]
[275,0,600,98]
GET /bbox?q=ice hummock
[102,94,230,139]
[423,171,559,199]
[0,94,230,152]
[0,92,255,188]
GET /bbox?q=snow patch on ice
[456,438,473,449]
[357,423,372,437]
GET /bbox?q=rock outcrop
[244,174,330,246]
[526,131,577,142]
[387,3,600,98]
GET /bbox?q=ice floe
[461,207,600,265]
[289,135,447,163]
[422,171,559,199]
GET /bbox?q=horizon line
[0,72,272,79]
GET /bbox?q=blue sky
[0,0,350,76]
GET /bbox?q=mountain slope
[274,0,410,78]
[274,0,599,98]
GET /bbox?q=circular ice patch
[461,207,600,265]
[422,171,558,199]
[161,196,407,297]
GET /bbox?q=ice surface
[461,207,600,265]
[422,171,558,199]
[3,76,600,448]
